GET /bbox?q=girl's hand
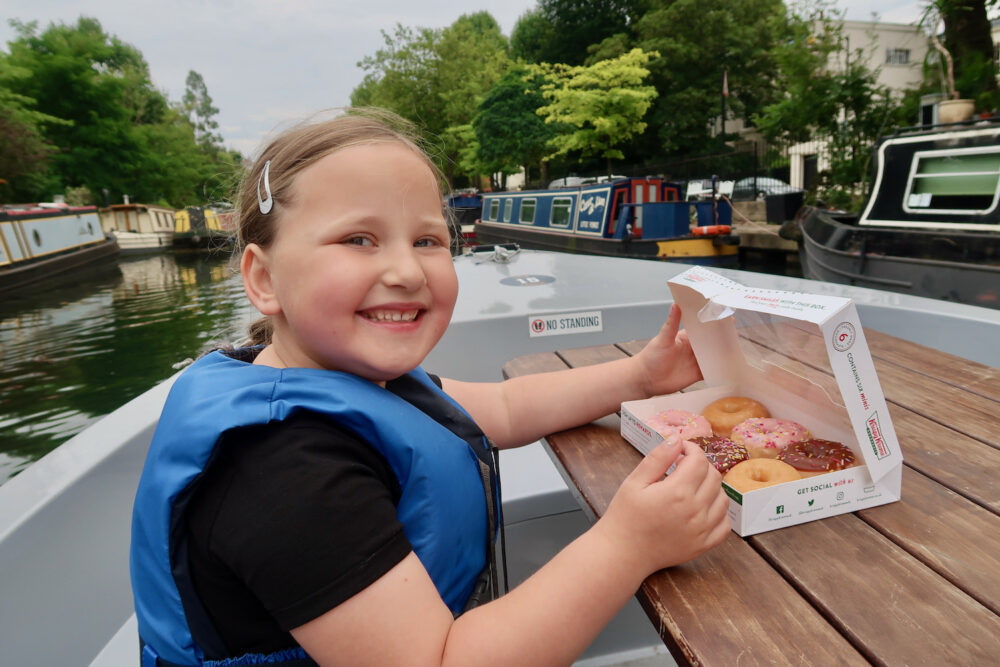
[594,438,730,575]
[632,304,702,398]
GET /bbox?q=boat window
[519,198,536,224]
[550,198,573,228]
[905,149,1000,213]
[503,199,513,222]
[489,199,500,221]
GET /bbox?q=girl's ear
[241,243,281,316]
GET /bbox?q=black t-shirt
[184,407,414,657]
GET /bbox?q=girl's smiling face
[245,141,458,382]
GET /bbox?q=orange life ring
[691,224,731,236]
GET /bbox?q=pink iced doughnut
[730,418,810,459]
[644,409,712,441]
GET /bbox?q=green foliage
[183,70,223,150]
[63,185,92,205]
[630,0,791,157]
[0,52,68,201]
[472,68,556,183]
[935,0,999,108]
[513,0,642,66]
[532,48,658,172]
[509,9,556,63]
[352,12,510,187]
[1,17,241,206]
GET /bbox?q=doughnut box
[620,266,903,536]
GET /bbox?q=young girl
[130,108,729,667]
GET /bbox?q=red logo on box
[866,413,889,459]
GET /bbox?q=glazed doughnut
[690,436,749,474]
[723,459,801,493]
[644,409,712,441]
[702,396,770,435]
[730,418,809,459]
[777,439,857,477]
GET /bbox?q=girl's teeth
[366,310,417,321]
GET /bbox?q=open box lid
[667,267,903,482]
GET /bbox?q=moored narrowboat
[99,203,175,255]
[474,177,739,265]
[172,206,235,250]
[794,117,1000,309]
[0,203,119,291]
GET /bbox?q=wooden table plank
[751,514,1000,665]
[542,414,868,665]
[502,334,1000,666]
[641,536,867,666]
[737,338,1000,513]
[501,351,570,380]
[742,327,1000,450]
[858,467,1000,616]
[863,329,1000,403]
[556,343,629,368]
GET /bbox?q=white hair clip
[257,160,273,215]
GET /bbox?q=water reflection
[0,252,254,484]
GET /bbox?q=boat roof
[859,119,1000,230]
[441,247,1000,373]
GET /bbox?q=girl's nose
[382,245,427,290]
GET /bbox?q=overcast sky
[2,1,926,157]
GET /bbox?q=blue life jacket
[130,348,498,667]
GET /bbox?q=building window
[885,48,910,65]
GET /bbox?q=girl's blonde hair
[234,107,446,345]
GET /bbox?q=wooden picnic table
[502,328,1000,665]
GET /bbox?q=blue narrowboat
[474,177,739,265]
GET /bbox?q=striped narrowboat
[1,203,119,292]
[474,177,739,265]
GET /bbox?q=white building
[785,20,934,190]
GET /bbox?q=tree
[513,0,643,66]
[352,13,510,188]
[0,54,65,201]
[4,17,152,201]
[182,70,223,151]
[936,0,998,108]
[629,0,791,158]
[753,9,906,210]
[3,17,241,206]
[532,48,659,174]
[473,68,557,188]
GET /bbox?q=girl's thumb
[630,436,684,486]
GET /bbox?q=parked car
[731,176,803,201]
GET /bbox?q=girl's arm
[291,438,731,667]
[442,304,701,448]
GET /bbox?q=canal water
[0,251,254,485]
[0,247,799,487]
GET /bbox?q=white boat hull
[110,230,174,254]
[3,248,999,666]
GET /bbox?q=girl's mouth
[360,309,421,322]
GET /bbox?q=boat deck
[503,327,1000,664]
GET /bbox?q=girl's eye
[344,236,374,247]
[414,237,443,248]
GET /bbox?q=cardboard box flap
[667,267,903,483]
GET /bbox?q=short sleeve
[186,411,413,633]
